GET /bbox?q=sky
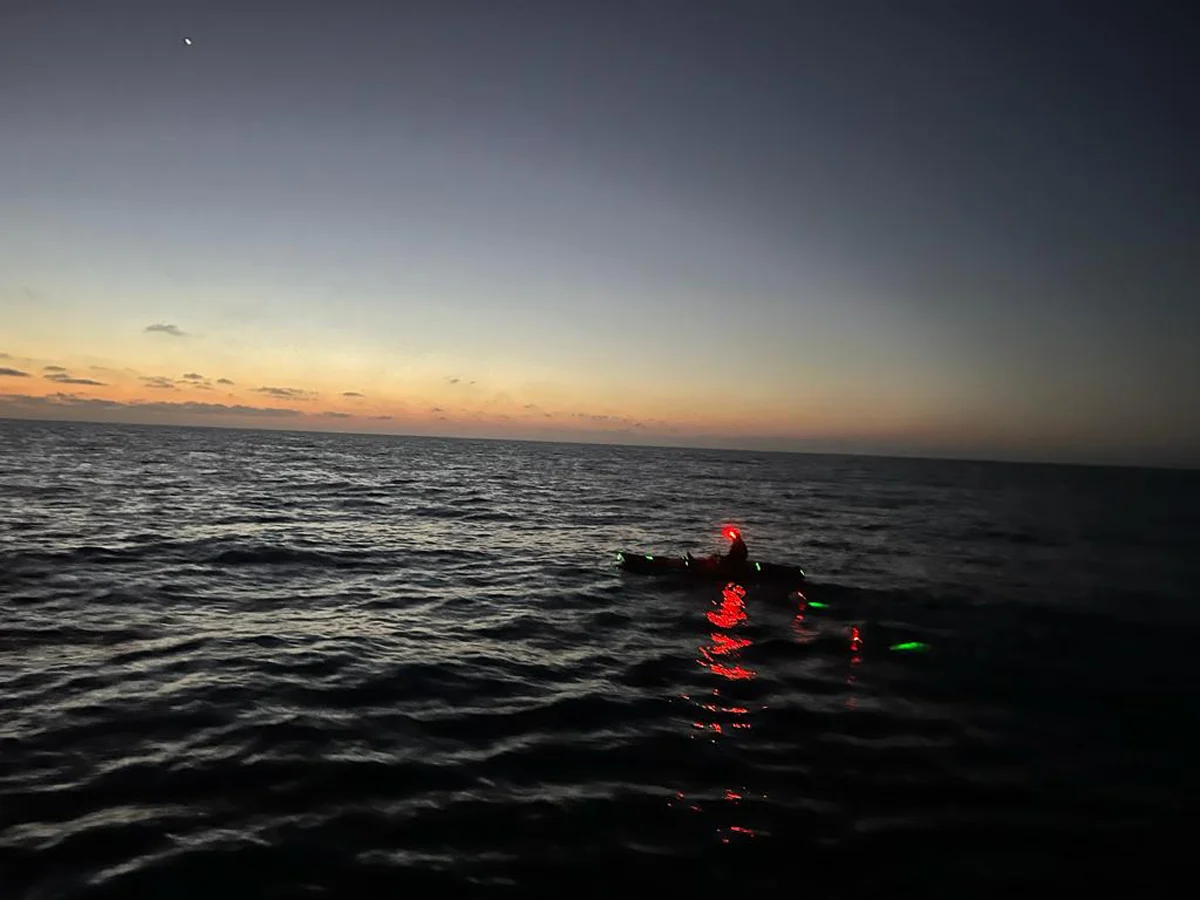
[1,0,1197,467]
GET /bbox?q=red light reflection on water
[706,582,748,629]
[790,590,817,644]
[709,663,756,680]
[697,582,756,691]
[674,582,763,843]
[710,633,751,655]
[845,643,862,710]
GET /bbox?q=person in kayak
[721,526,748,567]
[684,527,748,572]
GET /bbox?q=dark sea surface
[2,419,1197,897]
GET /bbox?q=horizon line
[2,413,1196,473]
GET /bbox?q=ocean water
[1,419,1197,897]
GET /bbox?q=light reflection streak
[672,582,765,843]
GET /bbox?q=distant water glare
[1,420,1197,895]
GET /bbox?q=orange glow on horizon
[1,343,1104,456]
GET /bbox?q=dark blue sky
[1,1,1197,465]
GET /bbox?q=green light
[754,562,761,572]
[645,555,654,561]
[890,641,929,652]
[808,601,828,609]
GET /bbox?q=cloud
[134,400,302,417]
[217,378,234,385]
[144,323,188,337]
[0,352,9,359]
[560,410,650,429]
[44,365,67,373]
[342,391,364,398]
[45,372,106,385]
[182,372,204,381]
[319,411,352,418]
[371,415,393,420]
[0,392,303,418]
[0,367,30,377]
[1,392,124,410]
[430,406,444,413]
[140,376,176,390]
[253,386,316,400]
[448,377,460,384]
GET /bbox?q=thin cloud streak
[45,372,106,385]
[144,323,188,337]
[254,386,316,400]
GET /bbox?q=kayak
[615,551,806,584]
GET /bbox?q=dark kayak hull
[616,551,805,584]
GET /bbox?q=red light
[722,525,741,542]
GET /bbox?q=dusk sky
[2,1,1196,466]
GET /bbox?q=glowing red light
[722,525,741,542]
